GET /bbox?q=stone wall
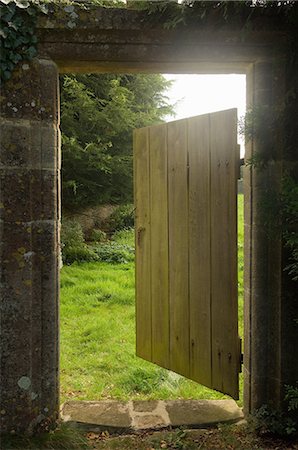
[0,59,60,433]
[0,3,296,433]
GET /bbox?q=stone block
[0,120,59,170]
[0,59,58,123]
[0,169,58,222]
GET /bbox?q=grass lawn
[60,195,244,405]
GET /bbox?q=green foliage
[285,384,298,412]
[92,241,134,264]
[249,405,297,437]
[141,1,297,30]
[61,73,174,211]
[61,219,85,248]
[249,384,298,437]
[282,174,298,281]
[62,245,97,265]
[89,228,107,243]
[111,227,135,246]
[61,219,97,264]
[61,219,135,264]
[151,429,189,450]
[108,204,134,231]
[0,0,49,84]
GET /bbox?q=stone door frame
[1,4,292,433]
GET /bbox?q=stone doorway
[1,4,295,433]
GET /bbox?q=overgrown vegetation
[61,212,135,264]
[0,0,47,83]
[61,74,174,211]
[108,204,134,231]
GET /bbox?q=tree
[60,73,174,212]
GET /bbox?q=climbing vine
[138,0,297,29]
[0,0,131,85]
[0,1,48,83]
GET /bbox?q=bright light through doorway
[164,74,246,156]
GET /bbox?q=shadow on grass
[1,423,90,450]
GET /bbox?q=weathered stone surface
[0,169,59,222]
[1,2,296,436]
[242,61,296,413]
[166,400,243,427]
[0,58,60,434]
[0,59,58,122]
[132,400,158,413]
[61,399,243,432]
[36,5,287,74]
[62,401,132,429]
[0,120,59,170]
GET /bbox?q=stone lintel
[36,5,287,72]
[37,4,288,34]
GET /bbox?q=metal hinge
[239,337,243,373]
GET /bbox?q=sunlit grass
[60,195,244,405]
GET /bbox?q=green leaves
[0,0,47,83]
[0,0,37,83]
[61,73,175,211]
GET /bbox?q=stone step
[61,399,244,433]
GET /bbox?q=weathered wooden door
[134,109,241,399]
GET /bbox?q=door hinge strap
[239,337,243,373]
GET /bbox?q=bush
[61,219,96,264]
[109,204,134,231]
[249,404,297,437]
[61,218,135,265]
[61,219,85,248]
[62,246,97,265]
[92,242,134,264]
[89,228,107,243]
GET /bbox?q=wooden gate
[134,109,241,399]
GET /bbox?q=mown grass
[60,195,244,404]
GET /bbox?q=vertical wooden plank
[134,127,151,361]
[210,109,239,399]
[149,124,170,368]
[188,115,212,386]
[168,119,190,377]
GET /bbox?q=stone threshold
[61,399,244,433]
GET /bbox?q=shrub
[89,228,107,243]
[62,246,97,265]
[61,219,96,264]
[61,218,135,264]
[92,242,134,264]
[249,404,297,437]
[285,384,298,412]
[61,219,85,248]
[109,204,135,231]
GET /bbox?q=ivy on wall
[0,1,48,83]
